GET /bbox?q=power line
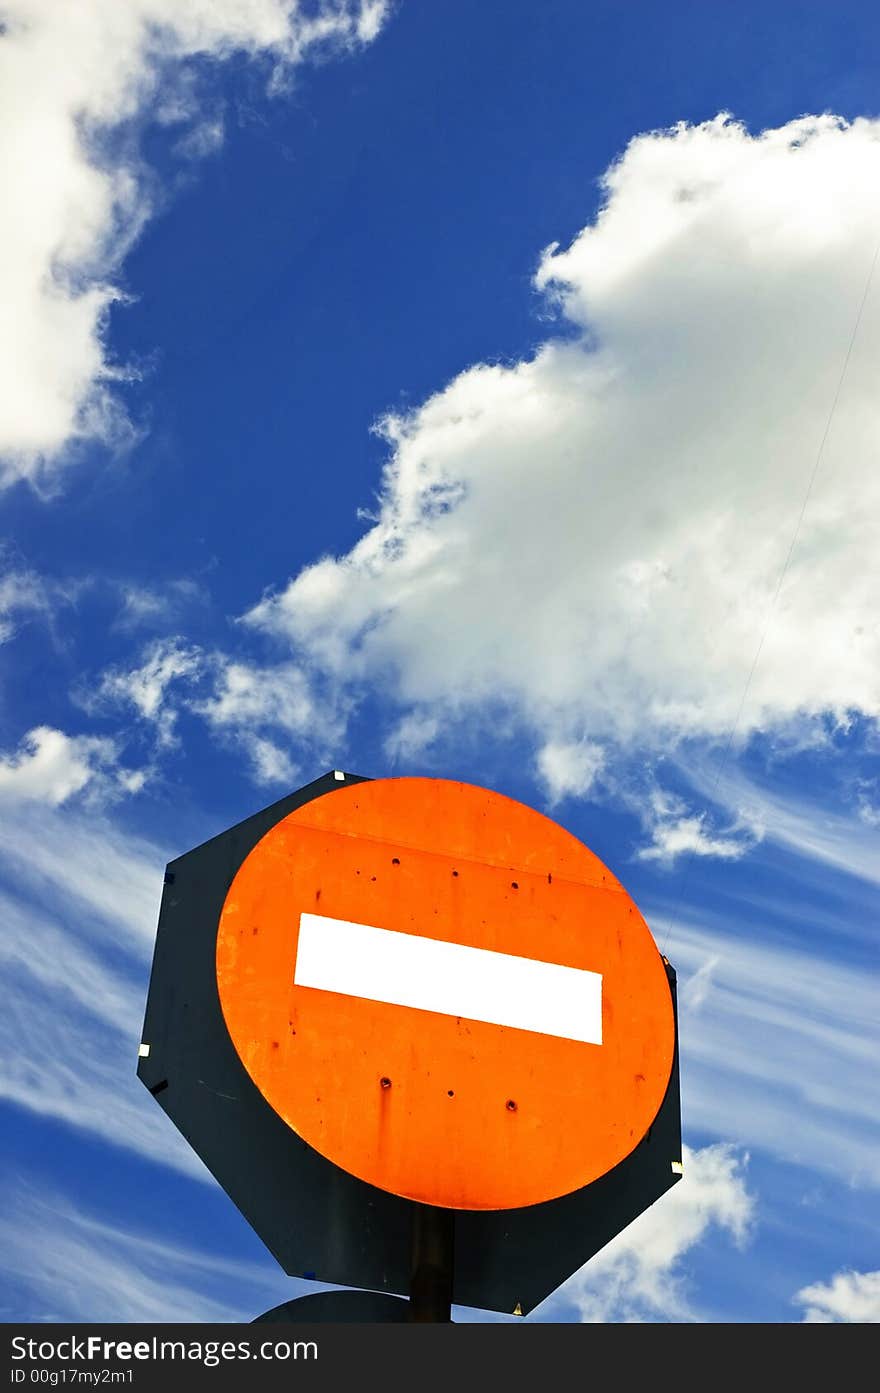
[660,231,880,953]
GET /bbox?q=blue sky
[1,0,878,1324]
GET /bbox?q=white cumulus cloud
[0,726,128,805]
[536,739,605,803]
[638,812,755,864]
[794,1268,880,1323]
[246,114,880,786]
[0,0,389,490]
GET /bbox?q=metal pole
[408,1202,454,1322]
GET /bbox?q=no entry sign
[216,777,674,1211]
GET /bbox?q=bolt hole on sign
[216,778,675,1211]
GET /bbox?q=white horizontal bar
[294,913,602,1045]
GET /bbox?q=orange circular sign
[216,777,674,1211]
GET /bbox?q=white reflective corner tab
[138,1042,151,1058]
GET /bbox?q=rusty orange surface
[216,777,675,1211]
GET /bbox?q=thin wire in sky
[660,231,880,955]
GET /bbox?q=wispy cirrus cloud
[661,907,879,1187]
[0,1148,751,1324]
[0,889,200,1178]
[88,636,347,788]
[189,655,346,787]
[548,1142,754,1322]
[0,1181,293,1322]
[94,638,203,748]
[0,798,201,1178]
[111,578,209,634]
[0,567,55,644]
[0,797,164,954]
[680,756,880,888]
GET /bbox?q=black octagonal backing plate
[138,770,682,1316]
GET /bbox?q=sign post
[409,1204,455,1323]
[139,771,682,1319]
